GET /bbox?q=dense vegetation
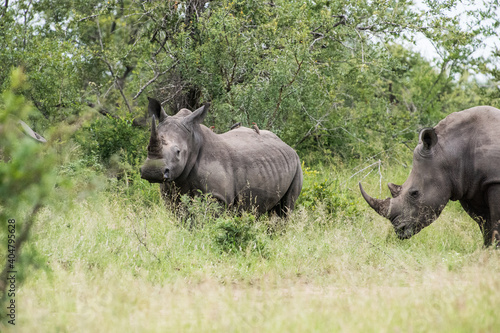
[1,0,500,331]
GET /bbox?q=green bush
[177,192,223,229]
[298,163,359,217]
[213,213,269,258]
[75,114,148,178]
[0,68,71,302]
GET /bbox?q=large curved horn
[359,182,391,218]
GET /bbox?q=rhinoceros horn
[148,115,162,154]
[387,183,402,198]
[150,115,158,139]
[359,182,391,218]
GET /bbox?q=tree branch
[96,18,133,113]
[131,217,161,263]
[0,204,42,298]
[31,98,50,120]
[133,59,179,100]
[267,55,304,128]
[0,0,8,22]
[86,102,120,119]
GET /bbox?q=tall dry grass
[3,165,499,332]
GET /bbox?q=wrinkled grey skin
[140,98,303,216]
[360,106,500,247]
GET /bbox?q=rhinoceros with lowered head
[140,98,303,216]
[360,106,500,247]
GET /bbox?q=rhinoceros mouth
[140,168,165,184]
[389,215,416,239]
[392,217,429,240]
[390,217,410,239]
[395,226,413,239]
[142,177,164,184]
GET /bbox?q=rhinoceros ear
[147,97,168,122]
[184,103,210,127]
[419,128,438,152]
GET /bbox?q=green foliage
[2,0,498,167]
[2,2,500,329]
[0,68,55,221]
[213,213,269,258]
[75,114,148,177]
[9,163,500,332]
[169,192,269,258]
[298,163,359,217]
[0,68,68,302]
[177,192,223,229]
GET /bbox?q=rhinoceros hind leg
[487,185,500,248]
[272,164,303,218]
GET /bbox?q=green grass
[2,164,500,332]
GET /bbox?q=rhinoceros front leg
[460,199,492,247]
[487,185,500,248]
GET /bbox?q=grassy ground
[2,164,500,332]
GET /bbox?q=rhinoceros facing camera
[140,97,303,217]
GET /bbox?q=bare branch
[0,0,8,21]
[131,217,161,263]
[309,32,325,50]
[332,15,347,29]
[96,18,133,113]
[22,0,33,50]
[267,55,304,128]
[77,13,100,22]
[133,60,179,100]
[293,106,331,148]
[0,204,42,296]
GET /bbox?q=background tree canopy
[1,0,499,166]
[1,1,500,326]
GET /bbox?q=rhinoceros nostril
[163,168,170,180]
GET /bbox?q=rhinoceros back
[192,126,302,214]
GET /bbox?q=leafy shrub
[0,68,71,300]
[75,114,148,178]
[298,163,359,217]
[213,213,269,258]
[161,191,270,258]
[177,192,223,229]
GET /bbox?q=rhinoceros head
[140,97,209,184]
[360,128,452,239]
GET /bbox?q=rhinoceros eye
[409,190,419,199]
[175,147,181,156]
